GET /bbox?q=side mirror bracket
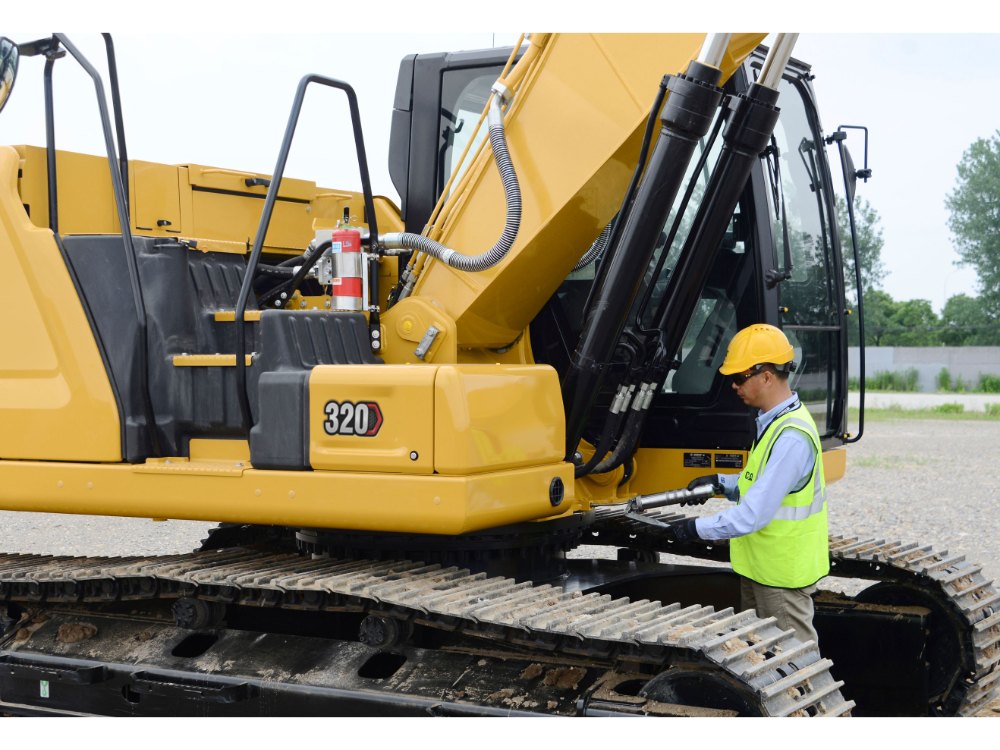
[825,125,871,203]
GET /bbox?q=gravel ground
[1,418,998,715]
[0,513,215,557]
[828,418,1000,590]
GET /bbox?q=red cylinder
[330,228,363,307]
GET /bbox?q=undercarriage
[2,514,996,717]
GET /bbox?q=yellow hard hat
[719,324,795,375]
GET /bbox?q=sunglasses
[731,365,767,386]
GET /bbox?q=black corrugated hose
[381,91,520,272]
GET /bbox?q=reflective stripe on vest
[757,416,827,522]
[730,403,829,589]
[772,489,826,521]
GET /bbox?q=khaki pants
[740,577,819,645]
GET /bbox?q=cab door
[758,55,849,446]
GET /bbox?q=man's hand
[663,517,700,544]
[684,475,723,504]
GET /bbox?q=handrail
[233,74,382,432]
[53,34,161,456]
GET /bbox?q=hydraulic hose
[258,240,331,307]
[593,391,650,474]
[257,264,296,278]
[573,221,614,271]
[570,336,644,478]
[572,382,637,478]
[579,80,669,316]
[562,60,725,462]
[587,42,795,476]
[381,87,521,272]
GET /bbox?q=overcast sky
[792,33,994,313]
[3,5,997,313]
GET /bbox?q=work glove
[684,474,723,504]
[663,517,700,544]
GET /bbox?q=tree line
[853,291,1000,347]
[843,130,1000,347]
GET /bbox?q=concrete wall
[848,347,1000,392]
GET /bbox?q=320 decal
[322,400,383,437]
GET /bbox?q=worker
[664,323,829,644]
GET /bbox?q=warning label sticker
[715,453,745,469]
[683,452,712,468]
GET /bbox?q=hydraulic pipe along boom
[588,39,795,475]
[561,59,724,461]
[650,81,782,372]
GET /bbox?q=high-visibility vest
[730,403,829,589]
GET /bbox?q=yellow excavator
[0,32,996,716]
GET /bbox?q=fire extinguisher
[329,223,363,312]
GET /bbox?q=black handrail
[234,74,382,433]
[54,33,161,456]
[102,34,129,203]
[826,124,871,444]
[43,55,58,233]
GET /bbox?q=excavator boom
[386,33,762,350]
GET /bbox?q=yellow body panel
[0,147,121,461]
[14,145,405,260]
[823,447,847,484]
[132,160,182,234]
[433,365,563,475]
[309,365,437,474]
[0,459,573,535]
[15,146,120,232]
[398,33,765,350]
[309,363,567,478]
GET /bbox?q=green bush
[933,402,965,414]
[866,371,894,390]
[848,376,860,390]
[936,367,952,391]
[986,404,1000,417]
[866,368,920,392]
[978,374,1000,393]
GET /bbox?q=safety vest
[730,403,829,589]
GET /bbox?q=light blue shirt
[695,393,816,541]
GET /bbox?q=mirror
[0,37,19,114]
[841,144,858,204]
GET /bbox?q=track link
[589,508,1000,716]
[0,548,853,716]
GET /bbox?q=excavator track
[589,508,1000,716]
[0,548,853,716]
